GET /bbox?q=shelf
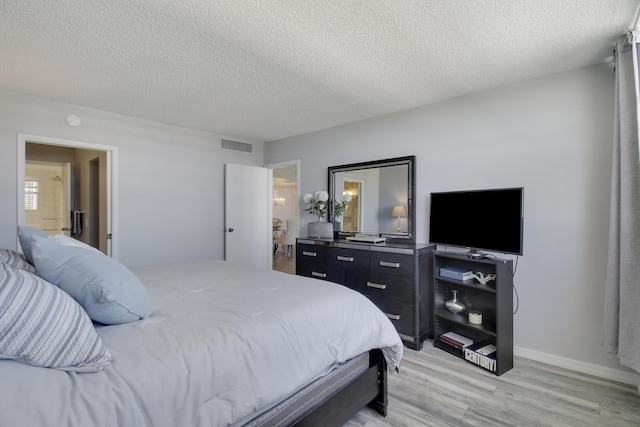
[434,251,508,266]
[435,312,496,336]
[434,275,496,293]
[434,338,464,358]
[433,252,513,376]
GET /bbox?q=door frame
[17,134,119,259]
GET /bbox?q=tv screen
[429,187,524,255]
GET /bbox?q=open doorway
[24,161,71,235]
[17,135,118,258]
[267,160,299,275]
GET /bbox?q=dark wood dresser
[296,238,434,350]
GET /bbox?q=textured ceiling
[1,1,638,142]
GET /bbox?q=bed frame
[293,349,388,426]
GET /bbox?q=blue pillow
[17,225,48,265]
[30,235,153,325]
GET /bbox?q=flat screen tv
[429,187,524,256]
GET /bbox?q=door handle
[227,228,234,232]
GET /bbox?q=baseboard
[515,346,640,387]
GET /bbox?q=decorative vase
[307,221,334,238]
[445,290,466,314]
[334,220,343,231]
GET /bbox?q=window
[25,180,38,210]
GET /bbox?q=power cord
[512,256,519,315]
[483,252,520,315]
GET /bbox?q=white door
[224,163,272,269]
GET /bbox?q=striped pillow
[0,265,112,372]
[0,248,37,273]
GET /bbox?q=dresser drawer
[326,247,370,270]
[297,261,345,284]
[296,244,326,263]
[376,299,414,336]
[370,252,414,277]
[346,270,413,304]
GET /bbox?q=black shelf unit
[433,252,513,375]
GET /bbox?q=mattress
[241,352,370,426]
[0,259,403,427]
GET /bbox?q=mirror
[328,156,416,242]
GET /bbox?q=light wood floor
[273,245,296,275]
[345,343,640,426]
[272,247,640,426]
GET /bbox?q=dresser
[296,238,434,350]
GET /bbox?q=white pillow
[0,265,112,372]
[48,234,103,254]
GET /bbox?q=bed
[0,234,403,427]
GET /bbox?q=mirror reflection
[341,181,361,232]
[328,156,415,242]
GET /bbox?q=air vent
[221,139,252,153]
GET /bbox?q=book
[440,336,465,350]
[440,331,474,349]
[439,266,474,281]
[464,342,497,372]
[346,233,386,243]
[475,344,496,356]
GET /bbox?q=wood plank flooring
[271,248,640,426]
[273,246,295,275]
[345,343,640,426]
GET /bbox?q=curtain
[603,35,640,378]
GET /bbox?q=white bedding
[0,260,403,427]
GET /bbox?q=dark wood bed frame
[294,349,388,427]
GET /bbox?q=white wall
[0,92,263,268]
[264,65,638,382]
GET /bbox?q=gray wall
[378,165,409,234]
[0,92,263,268]
[0,63,632,383]
[264,65,636,382]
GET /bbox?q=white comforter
[0,260,403,427]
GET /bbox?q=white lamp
[391,205,406,232]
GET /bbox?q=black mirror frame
[328,155,416,242]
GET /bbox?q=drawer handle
[336,256,354,262]
[311,271,327,278]
[366,281,387,290]
[379,261,400,268]
[385,313,400,321]
[303,251,317,257]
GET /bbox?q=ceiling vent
[221,139,252,153]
